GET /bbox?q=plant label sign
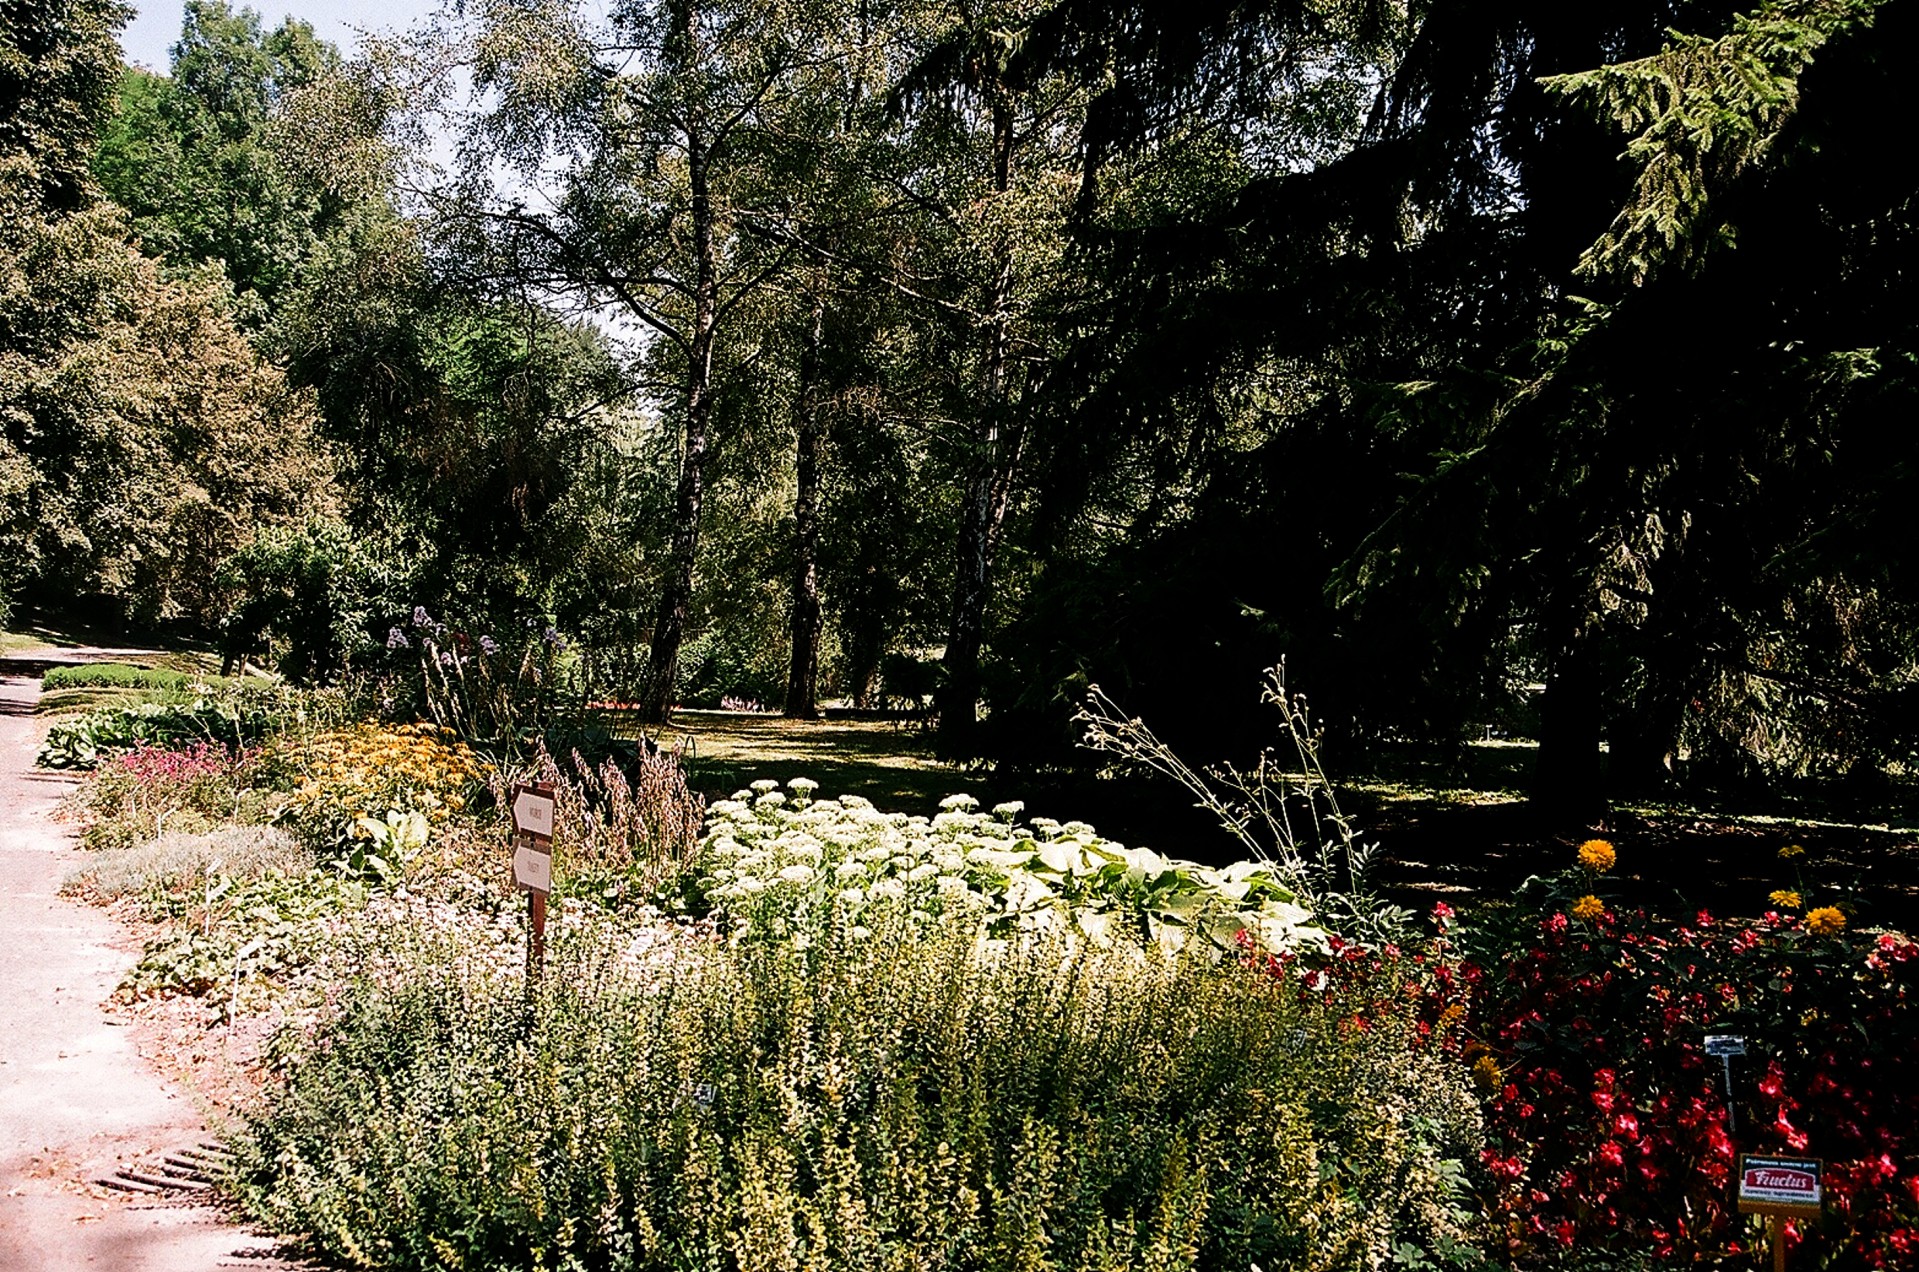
[1737,1155,1823,1217]
[1704,1035,1747,1056]
[510,784,555,843]
[512,841,552,894]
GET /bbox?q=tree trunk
[843,567,886,709]
[784,296,825,719]
[638,121,718,724]
[1532,636,1606,825]
[937,91,1019,755]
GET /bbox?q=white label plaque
[513,842,552,894]
[511,786,555,841]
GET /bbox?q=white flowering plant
[676,779,1331,955]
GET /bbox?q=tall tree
[0,0,127,211]
[3,0,336,624]
[92,0,339,320]
[368,0,887,717]
[882,3,1087,752]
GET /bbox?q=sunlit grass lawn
[601,708,978,811]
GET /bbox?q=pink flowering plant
[79,741,268,850]
[1452,845,1919,1268]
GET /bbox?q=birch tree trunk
[784,294,826,718]
[638,97,719,722]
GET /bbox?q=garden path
[0,658,301,1270]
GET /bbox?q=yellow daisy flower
[1576,839,1616,873]
[1806,906,1846,936]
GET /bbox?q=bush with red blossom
[1451,848,1919,1268]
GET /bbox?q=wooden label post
[509,782,557,982]
[1737,1154,1822,1272]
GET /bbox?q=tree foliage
[2,0,335,625]
[93,0,339,319]
[11,0,1917,809]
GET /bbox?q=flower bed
[1457,844,1919,1268]
[683,780,1330,955]
[280,722,491,853]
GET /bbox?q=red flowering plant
[1236,921,1475,1053]
[1451,841,1919,1268]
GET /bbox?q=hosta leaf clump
[682,780,1330,955]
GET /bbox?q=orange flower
[1769,890,1802,910]
[1571,894,1606,922]
[1576,839,1616,873]
[1806,906,1846,936]
[1471,1053,1503,1091]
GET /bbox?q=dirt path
[0,661,296,1270]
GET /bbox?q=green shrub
[35,685,315,769]
[41,662,192,691]
[679,621,787,710]
[237,917,1485,1272]
[119,868,367,1006]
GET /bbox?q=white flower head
[750,779,780,794]
[939,793,980,812]
[787,777,819,794]
[755,791,788,809]
[777,864,815,884]
[992,800,1025,821]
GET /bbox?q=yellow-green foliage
[237,919,1483,1272]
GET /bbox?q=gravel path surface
[0,657,299,1270]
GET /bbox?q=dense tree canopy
[2,0,333,626]
[6,0,1914,812]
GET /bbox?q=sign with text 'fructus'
[1737,1155,1823,1218]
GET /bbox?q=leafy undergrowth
[235,918,1484,1272]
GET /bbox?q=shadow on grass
[630,711,1919,930]
[1,612,222,675]
[601,710,972,811]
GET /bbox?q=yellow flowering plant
[1570,894,1606,922]
[278,723,491,863]
[1576,839,1616,873]
[1768,889,1802,910]
[1805,905,1847,936]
